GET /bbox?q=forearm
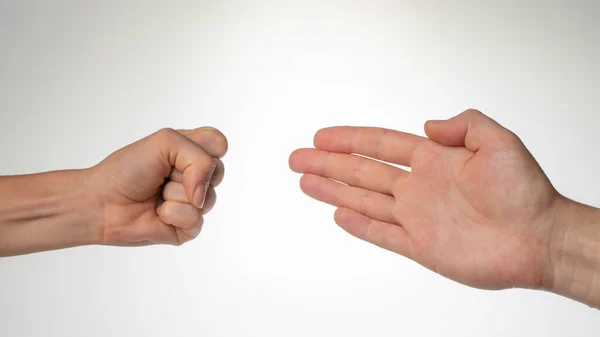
[0,170,99,257]
[546,197,600,308]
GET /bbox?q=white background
[1,1,599,336]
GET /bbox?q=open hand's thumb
[424,109,506,151]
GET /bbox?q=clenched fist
[0,126,227,256]
[89,127,228,246]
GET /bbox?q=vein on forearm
[0,170,97,256]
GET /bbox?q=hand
[289,109,562,290]
[88,127,228,246]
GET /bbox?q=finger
[169,169,183,183]
[163,181,189,202]
[158,200,204,230]
[169,158,224,187]
[289,148,407,195]
[163,182,218,215]
[174,225,203,245]
[152,128,217,208]
[424,109,511,151]
[201,188,217,215]
[313,126,426,167]
[300,174,396,224]
[178,127,228,158]
[157,200,204,244]
[208,159,225,187]
[334,207,412,259]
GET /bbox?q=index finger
[313,126,426,167]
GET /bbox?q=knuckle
[153,128,179,148]
[357,190,369,214]
[156,127,177,139]
[464,108,483,116]
[373,129,387,159]
[352,162,366,187]
[323,152,334,176]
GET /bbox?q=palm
[290,110,559,290]
[396,141,554,289]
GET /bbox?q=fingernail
[206,159,217,185]
[194,185,205,208]
[202,159,218,207]
[194,159,218,209]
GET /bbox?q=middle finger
[163,181,217,215]
[290,148,407,195]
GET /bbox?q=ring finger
[299,174,396,224]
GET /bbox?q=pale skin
[0,127,228,256]
[1,110,599,309]
[289,109,600,308]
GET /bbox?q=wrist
[544,196,600,307]
[51,168,103,247]
[76,168,105,245]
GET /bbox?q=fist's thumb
[424,109,504,151]
[177,127,228,158]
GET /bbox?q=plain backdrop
[1,1,599,336]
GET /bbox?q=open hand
[290,110,561,290]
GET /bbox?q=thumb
[177,127,228,158]
[424,109,506,152]
[152,129,217,208]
